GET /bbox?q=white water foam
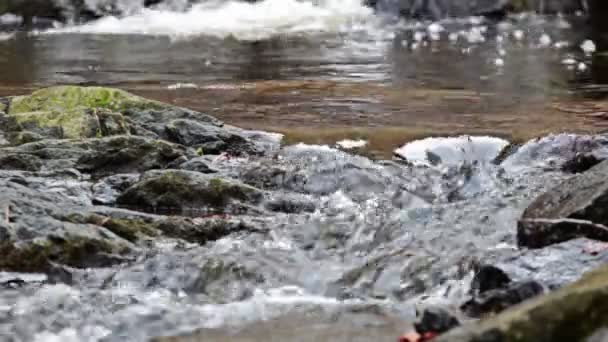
[394,135,509,166]
[46,0,377,41]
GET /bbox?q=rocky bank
[1,86,608,341]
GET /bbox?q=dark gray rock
[460,280,544,317]
[92,173,140,205]
[0,135,195,176]
[116,169,264,215]
[518,160,608,248]
[414,306,461,334]
[124,107,223,138]
[0,179,133,274]
[165,119,261,156]
[470,265,511,295]
[177,157,217,174]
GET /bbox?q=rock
[239,144,393,199]
[518,160,608,248]
[503,134,608,172]
[264,193,317,214]
[0,179,133,274]
[177,157,217,174]
[460,280,544,317]
[562,153,603,174]
[92,174,140,205]
[3,86,163,142]
[165,119,260,156]
[470,265,511,295]
[116,170,264,215]
[124,107,223,138]
[153,216,266,245]
[5,108,130,142]
[414,306,461,334]
[0,135,194,175]
[434,264,608,342]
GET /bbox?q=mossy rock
[63,213,159,243]
[435,264,608,342]
[4,86,162,141]
[0,235,129,273]
[8,86,163,115]
[117,170,264,214]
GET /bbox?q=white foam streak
[47,0,376,41]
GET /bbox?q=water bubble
[577,62,588,72]
[513,30,524,41]
[538,33,552,47]
[581,40,596,55]
[561,57,577,65]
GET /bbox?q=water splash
[47,0,378,41]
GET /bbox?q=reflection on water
[1,14,608,156]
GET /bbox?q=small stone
[460,280,544,317]
[414,306,461,334]
[470,265,511,295]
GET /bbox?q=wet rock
[92,174,140,205]
[165,119,260,156]
[5,108,130,142]
[117,170,264,215]
[154,216,266,245]
[0,180,133,274]
[562,153,603,174]
[518,160,608,248]
[503,134,608,172]
[3,86,162,142]
[177,157,217,174]
[460,280,544,317]
[470,265,511,295]
[434,264,608,342]
[414,306,461,335]
[239,144,393,199]
[124,107,223,138]
[264,193,317,214]
[0,135,194,175]
[62,212,160,243]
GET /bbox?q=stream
[1,1,608,341]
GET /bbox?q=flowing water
[1,0,608,155]
[2,1,608,341]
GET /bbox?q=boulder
[165,119,260,156]
[116,170,264,215]
[518,160,608,248]
[0,135,194,176]
[434,263,608,342]
[0,179,133,274]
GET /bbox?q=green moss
[0,236,120,273]
[10,110,91,139]
[61,213,159,243]
[9,86,163,115]
[101,218,159,242]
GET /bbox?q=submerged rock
[518,160,608,248]
[117,170,264,215]
[435,263,608,342]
